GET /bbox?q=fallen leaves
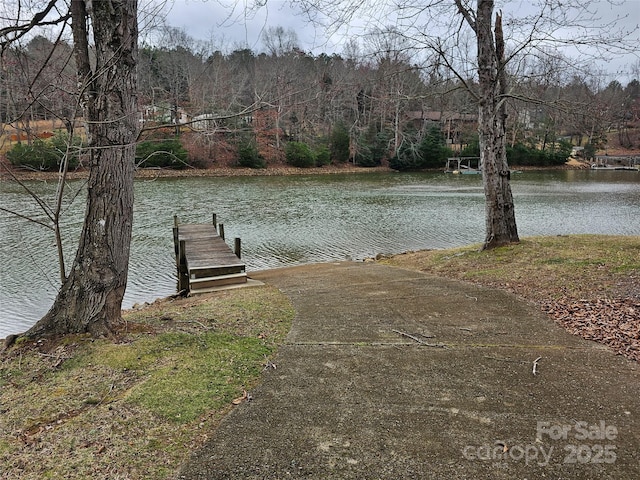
[542,298,640,362]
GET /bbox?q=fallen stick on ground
[533,356,542,375]
[392,329,447,348]
[263,354,277,370]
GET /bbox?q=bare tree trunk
[26,0,139,338]
[476,0,519,250]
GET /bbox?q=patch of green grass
[124,285,293,344]
[0,284,294,479]
[62,331,272,423]
[543,257,570,265]
[0,439,11,455]
[128,332,270,423]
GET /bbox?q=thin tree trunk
[27,0,139,338]
[476,0,519,250]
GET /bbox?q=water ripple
[1,170,638,337]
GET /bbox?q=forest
[2,26,640,171]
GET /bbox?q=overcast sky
[151,1,323,52]
[158,0,639,82]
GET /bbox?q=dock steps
[173,215,246,295]
[189,273,249,293]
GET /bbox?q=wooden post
[219,223,225,241]
[178,239,188,292]
[173,216,179,257]
[173,214,180,270]
[173,226,179,257]
[212,213,217,231]
[179,239,186,260]
[234,237,241,259]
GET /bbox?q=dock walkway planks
[174,217,246,294]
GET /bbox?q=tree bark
[26,0,139,338]
[476,0,519,250]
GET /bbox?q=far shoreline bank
[1,164,394,182]
[1,160,596,183]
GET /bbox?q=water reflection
[1,170,638,337]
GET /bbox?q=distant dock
[173,214,246,295]
[592,155,640,171]
[444,157,482,174]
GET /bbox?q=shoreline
[0,164,395,182]
[0,161,597,183]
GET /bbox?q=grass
[0,285,294,479]
[382,235,640,303]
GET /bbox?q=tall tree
[2,0,140,340]
[292,0,637,249]
[456,1,518,248]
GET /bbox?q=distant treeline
[3,32,639,170]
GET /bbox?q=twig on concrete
[392,329,447,348]
[532,356,542,375]
[263,354,277,370]
[483,356,526,364]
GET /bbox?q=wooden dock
[173,215,246,295]
[444,157,482,174]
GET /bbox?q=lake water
[1,169,638,337]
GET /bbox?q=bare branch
[0,205,54,230]
[0,0,70,51]
[454,0,476,32]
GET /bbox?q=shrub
[355,127,389,167]
[314,146,331,166]
[329,122,350,163]
[390,126,451,171]
[583,142,596,161]
[135,138,189,169]
[452,135,571,167]
[460,136,480,157]
[6,132,81,171]
[237,139,266,168]
[390,141,422,171]
[507,140,571,166]
[419,125,452,168]
[285,141,315,168]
